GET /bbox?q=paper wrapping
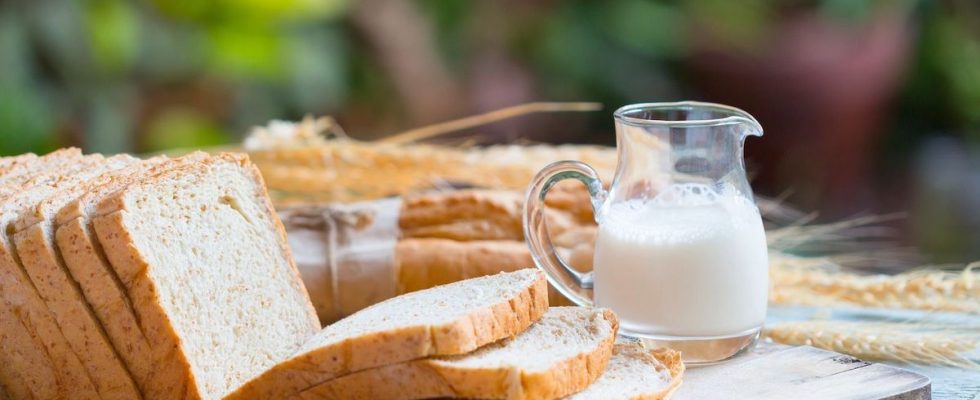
[282,189,596,325]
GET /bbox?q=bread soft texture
[299,306,619,400]
[0,296,47,400]
[12,154,143,400]
[93,153,320,399]
[0,153,37,175]
[0,150,104,400]
[54,153,208,398]
[225,268,549,400]
[567,344,684,400]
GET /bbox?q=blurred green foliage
[1,0,979,261]
[1,0,978,153]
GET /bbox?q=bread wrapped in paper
[281,189,596,324]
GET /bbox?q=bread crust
[14,224,141,400]
[297,308,618,400]
[0,150,102,400]
[224,269,549,400]
[395,238,532,293]
[93,153,320,400]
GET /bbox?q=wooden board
[674,344,931,400]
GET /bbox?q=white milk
[593,184,768,338]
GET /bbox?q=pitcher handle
[523,160,607,307]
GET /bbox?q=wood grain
[674,344,931,400]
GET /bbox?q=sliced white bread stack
[53,152,209,398]
[0,149,111,399]
[226,268,549,399]
[10,153,145,400]
[301,306,619,400]
[92,153,321,399]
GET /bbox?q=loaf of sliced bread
[567,344,684,400]
[12,154,144,400]
[300,306,618,400]
[93,153,320,399]
[396,238,532,293]
[0,150,105,400]
[5,154,147,400]
[226,268,549,400]
[0,295,51,400]
[53,153,208,398]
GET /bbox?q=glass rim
[613,101,762,132]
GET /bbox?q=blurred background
[0,0,978,263]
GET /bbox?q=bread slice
[299,306,618,400]
[4,154,147,400]
[54,153,210,398]
[93,153,320,399]
[0,296,48,400]
[15,154,164,400]
[0,149,106,400]
[567,344,684,400]
[225,268,549,400]
[0,153,37,174]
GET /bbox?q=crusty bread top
[567,344,684,400]
[14,154,138,231]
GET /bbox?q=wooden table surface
[673,343,932,400]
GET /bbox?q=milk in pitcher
[592,183,769,338]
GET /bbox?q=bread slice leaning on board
[225,268,550,399]
[300,306,619,400]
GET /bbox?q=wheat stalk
[764,320,979,368]
[770,256,980,314]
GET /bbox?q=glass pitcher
[523,101,768,364]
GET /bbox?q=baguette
[299,307,618,400]
[225,268,549,400]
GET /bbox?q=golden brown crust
[644,348,685,400]
[399,190,525,241]
[298,308,617,400]
[395,238,533,293]
[55,218,159,395]
[95,206,205,400]
[225,270,549,400]
[398,189,589,242]
[13,224,141,400]
[0,235,99,399]
[0,297,53,400]
[94,153,320,400]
